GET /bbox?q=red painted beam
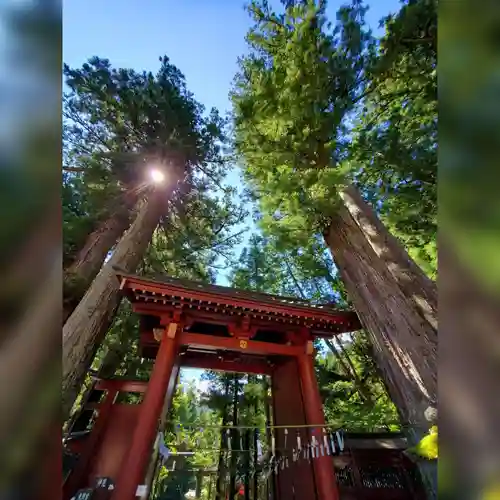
[95,380,148,393]
[180,332,305,357]
[180,354,272,375]
[122,276,359,327]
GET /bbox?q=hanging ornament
[296,431,302,453]
[311,435,318,459]
[284,428,288,451]
[336,430,345,452]
[319,430,325,457]
[323,428,330,456]
[329,431,336,455]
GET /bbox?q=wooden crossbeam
[180,352,272,375]
[180,332,304,357]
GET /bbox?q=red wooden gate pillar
[297,345,340,500]
[111,322,180,500]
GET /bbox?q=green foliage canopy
[232,0,437,275]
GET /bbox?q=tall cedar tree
[232,0,437,468]
[62,56,236,319]
[62,56,244,417]
[350,0,437,277]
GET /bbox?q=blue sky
[63,0,401,276]
[63,0,401,385]
[63,1,399,115]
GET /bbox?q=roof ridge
[115,270,347,311]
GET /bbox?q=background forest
[62,0,436,498]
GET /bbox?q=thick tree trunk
[63,190,140,323]
[62,189,165,418]
[323,184,437,496]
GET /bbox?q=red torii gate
[64,273,361,500]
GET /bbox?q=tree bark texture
[63,190,140,323]
[324,184,437,497]
[324,185,437,427]
[62,189,165,419]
